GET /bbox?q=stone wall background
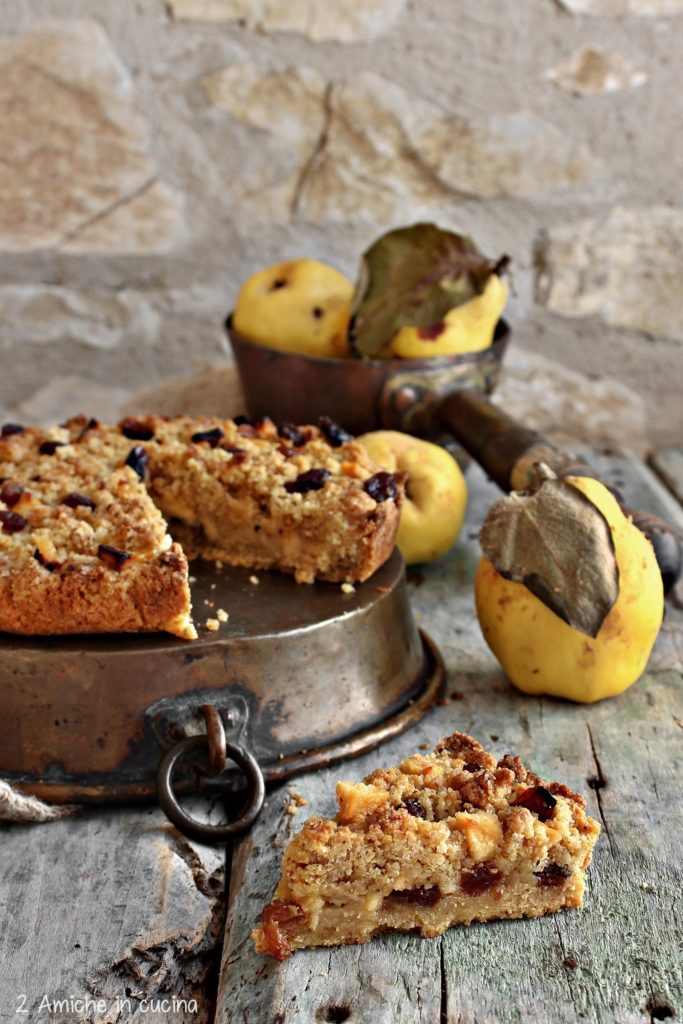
[1,0,681,448]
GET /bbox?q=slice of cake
[253,732,600,958]
[0,413,401,637]
[0,418,195,639]
[124,414,402,585]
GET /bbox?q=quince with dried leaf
[350,223,508,359]
[233,259,353,358]
[475,474,663,703]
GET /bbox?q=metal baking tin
[0,551,443,803]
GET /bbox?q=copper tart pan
[0,551,444,810]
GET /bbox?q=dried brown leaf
[479,479,619,637]
[350,223,504,357]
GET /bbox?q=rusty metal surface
[227,316,509,439]
[0,551,437,801]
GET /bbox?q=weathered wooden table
[2,452,682,1024]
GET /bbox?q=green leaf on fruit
[479,478,619,638]
[350,223,506,358]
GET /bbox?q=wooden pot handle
[438,390,682,593]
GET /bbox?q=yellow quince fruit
[358,431,467,565]
[475,475,664,704]
[233,259,353,359]
[389,274,507,359]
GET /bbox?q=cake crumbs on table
[217,608,229,622]
[249,575,260,585]
[210,582,216,590]
[420,742,430,750]
[340,582,355,594]
[205,618,220,631]
[189,575,197,584]
[285,792,309,815]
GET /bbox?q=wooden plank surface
[0,801,227,1023]
[216,457,683,1024]
[650,448,683,508]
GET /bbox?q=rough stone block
[169,0,405,41]
[546,46,647,95]
[0,20,183,252]
[535,207,683,341]
[204,65,603,222]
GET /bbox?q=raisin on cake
[253,732,600,959]
[0,414,401,638]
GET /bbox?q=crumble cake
[253,732,600,958]
[0,414,401,638]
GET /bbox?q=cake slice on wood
[253,732,600,959]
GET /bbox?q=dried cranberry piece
[285,468,331,494]
[260,900,307,961]
[386,886,441,907]
[120,418,154,441]
[535,863,571,889]
[463,762,483,773]
[125,446,148,480]
[223,446,248,464]
[1,423,24,437]
[191,427,224,447]
[97,544,133,571]
[1,481,24,508]
[77,417,99,438]
[39,440,66,456]
[317,416,352,447]
[512,785,557,822]
[460,862,502,896]
[364,472,398,503]
[34,548,60,572]
[0,510,27,533]
[62,492,96,511]
[278,423,306,447]
[402,797,426,819]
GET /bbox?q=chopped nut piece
[217,608,229,622]
[341,582,356,594]
[249,575,260,585]
[205,618,220,631]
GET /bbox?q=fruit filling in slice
[253,732,600,958]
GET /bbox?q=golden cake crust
[253,732,601,958]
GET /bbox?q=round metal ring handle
[157,735,265,843]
